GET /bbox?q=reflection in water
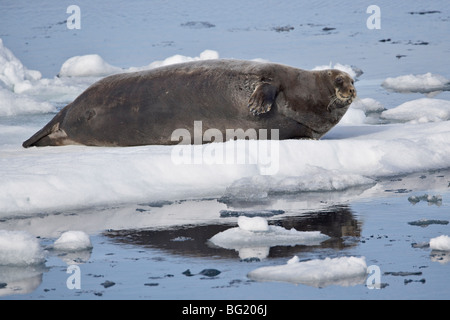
[430,250,450,264]
[0,265,47,297]
[104,205,361,260]
[0,243,91,297]
[49,249,93,265]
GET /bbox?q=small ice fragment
[248,256,367,287]
[0,230,45,266]
[430,235,450,251]
[238,216,269,232]
[287,256,299,264]
[53,231,92,251]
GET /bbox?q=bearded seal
[22,59,356,147]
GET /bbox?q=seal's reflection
[104,205,361,259]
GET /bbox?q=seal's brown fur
[23,59,356,147]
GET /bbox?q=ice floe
[430,235,450,251]
[0,39,42,91]
[52,230,92,252]
[58,54,123,78]
[381,98,450,124]
[247,256,368,287]
[209,216,329,260]
[382,73,450,95]
[0,230,45,266]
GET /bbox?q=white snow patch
[128,49,219,72]
[382,73,450,94]
[247,256,367,287]
[0,230,45,266]
[237,216,269,232]
[430,235,450,251]
[312,63,357,79]
[58,54,123,78]
[52,231,92,251]
[381,98,450,124]
[0,39,42,91]
[209,217,329,260]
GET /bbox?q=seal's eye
[335,77,343,85]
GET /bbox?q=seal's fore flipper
[248,83,277,115]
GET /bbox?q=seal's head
[326,70,356,110]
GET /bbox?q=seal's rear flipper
[22,108,69,148]
[248,83,278,115]
[22,122,62,148]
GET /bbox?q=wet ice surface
[1,0,450,299]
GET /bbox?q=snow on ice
[52,231,92,252]
[0,39,42,91]
[381,98,450,124]
[430,235,450,251]
[58,54,123,78]
[0,230,45,266]
[209,216,329,260]
[382,73,450,94]
[247,256,368,287]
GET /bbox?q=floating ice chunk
[408,194,442,206]
[312,63,358,79]
[127,50,220,72]
[237,216,269,232]
[52,231,92,251]
[0,230,45,266]
[0,39,42,90]
[209,217,329,251]
[58,54,123,77]
[382,73,450,94]
[287,256,300,264]
[198,50,220,60]
[430,235,450,251]
[381,98,450,123]
[247,256,367,287]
